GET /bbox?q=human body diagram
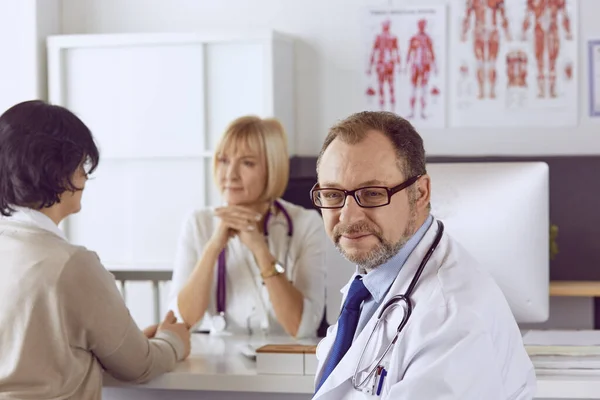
[366,16,443,124]
[363,7,447,127]
[449,0,578,127]
[367,20,401,112]
[505,49,529,107]
[404,19,438,120]
[521,0,572,98]
[461,0,512,99]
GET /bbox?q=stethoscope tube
[215,200,294,316]
[352,220,445,390]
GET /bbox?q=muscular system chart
[449,0,578,128]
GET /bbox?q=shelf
[550,281,600,297]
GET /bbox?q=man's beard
[333,204,418,271]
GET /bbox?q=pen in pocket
[376,367,387,396]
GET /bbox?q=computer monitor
[323,161,549,324]
[427,161,549,323]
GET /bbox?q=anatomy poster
[450,0,578,127]
[363,5,447,129]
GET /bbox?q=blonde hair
[213,115,290,202]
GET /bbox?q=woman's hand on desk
[157,311,191,360]
[143,324,158,338]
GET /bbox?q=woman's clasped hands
[209,205,269,255]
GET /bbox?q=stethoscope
[352,220,444,391]
[211,200,294,333]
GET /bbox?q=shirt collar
[2,207,67,240]
[359,214,434,302]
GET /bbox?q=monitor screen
[427,162,549,323]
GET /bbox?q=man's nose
[339,195,366,224]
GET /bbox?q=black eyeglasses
[310,175,422,209]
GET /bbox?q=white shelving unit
[47,31,296,273]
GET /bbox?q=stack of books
[523,330,600,374]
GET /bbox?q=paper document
[531,355,600,370]
[535,368,600,376]
[523,330,600,357]
[527,346,600,357]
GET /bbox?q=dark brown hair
[0,100,99,216]
[316,111,426,179]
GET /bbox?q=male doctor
[310,111,536,399]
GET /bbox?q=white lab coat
[168,199,326,338]
[313,218,536,399]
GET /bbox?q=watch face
[274,262,285,273]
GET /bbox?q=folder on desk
[523,330,600,356]
[532,355,600,370]
[256,344,317,376]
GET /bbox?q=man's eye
[323,191,342,199]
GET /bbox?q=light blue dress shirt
[353,214,434,338]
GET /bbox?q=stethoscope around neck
[211,200,294,333]
[352,220,445,391]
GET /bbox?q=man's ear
[416,174,431,209]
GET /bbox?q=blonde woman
[169,116,326,338]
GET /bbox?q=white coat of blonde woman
[169,116,326,338]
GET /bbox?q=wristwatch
[261,261,285,280]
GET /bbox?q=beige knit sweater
[0,209,184,399]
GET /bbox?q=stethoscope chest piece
[211,312,227,333]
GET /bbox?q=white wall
[0,0,59,113]
[61,0,600,157]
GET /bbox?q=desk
[103,334,316,400]
[101,333,600,400]
[535,371,600,399]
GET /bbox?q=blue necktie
[316,276,371,393]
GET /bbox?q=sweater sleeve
[58,249,185,383]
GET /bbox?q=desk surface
[535,371,600,398]
[103,334,600,399]
[104,334,319,394]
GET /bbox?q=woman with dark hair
[0,100,191,399]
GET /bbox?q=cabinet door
[60,43,207,158]
[204,42,268,151]
[51,38,210,269]
[67,158,206,269]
